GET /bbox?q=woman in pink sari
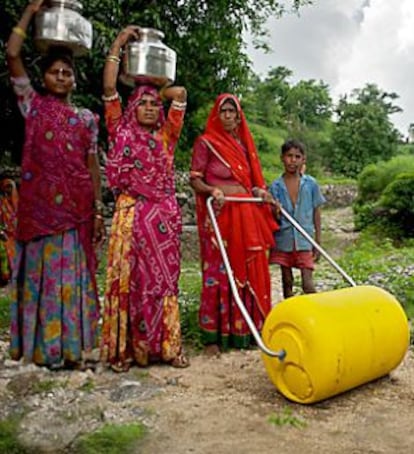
[100,26,189,372]
[6,0,105,369]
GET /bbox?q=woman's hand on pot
[115,25,140,47]
[160,86,187,103]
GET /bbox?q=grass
[0,416,29,454]
[268,406,307,428]
[0,291,10,330]
[179,261,203,350]
[72,423,146,454]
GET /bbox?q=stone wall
[175,171,358,226]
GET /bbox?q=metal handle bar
[222,196,356,286]
[206,196,286,360]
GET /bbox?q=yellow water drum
[261,285,410,404]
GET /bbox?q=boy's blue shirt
[269,174,326,252]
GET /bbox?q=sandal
[110,361,131,373]
[170,354,190,368]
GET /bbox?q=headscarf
[106,85,172,201]
[200,93,266,190]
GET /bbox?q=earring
[72,82,77,90]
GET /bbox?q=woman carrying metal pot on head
[100,25,189,372]
[190,94,279,357]
[6,0,104,369]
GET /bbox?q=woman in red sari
[190,94,279,356]
[100,26,189,372]
[6,0,104,368]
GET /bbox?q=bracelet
[171,100,187,110]
[12,26,27,39]
[101,92,119,102]
[106,55,120,64]
[94,214,104,220]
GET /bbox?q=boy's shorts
[269,249,315,270]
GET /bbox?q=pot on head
[34,0,93,56]
[121,28,176,87]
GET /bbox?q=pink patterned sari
[8,77,100,366]
[101,85,186,367]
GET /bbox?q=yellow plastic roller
[261,285,410,403]
[207,196,411,404]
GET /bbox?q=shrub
[354,156,414,237]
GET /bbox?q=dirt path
[140,349,414,454]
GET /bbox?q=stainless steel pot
[122,28,176,87]
[34,0,93,56]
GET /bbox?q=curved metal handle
[206,196,286,360]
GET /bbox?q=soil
[1,206,413,454]
[139,349,414,454]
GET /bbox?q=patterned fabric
[101,85,186,367]
[9,229,99,365]
[191,94,278,349]
[0,179,18,286]
[8,77,100,366]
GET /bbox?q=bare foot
[203,344,221,358]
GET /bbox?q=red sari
[191,93,278,349]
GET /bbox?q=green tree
[0,0,310,167]
[328,84,401,178]
[242,66,292,128]
[284,79,332,129]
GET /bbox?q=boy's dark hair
[281,139,305,155]
[39,46,75,75]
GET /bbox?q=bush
[354,156,414,237]
[377,173,414,237]
[357,155,414,202]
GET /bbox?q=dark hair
[281,139,305,155]
[39,46,75,75]
[219,97,238,112]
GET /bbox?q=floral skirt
[9,229,99,366]
[100,194,183,368]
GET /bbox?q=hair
[281,139,305,156]
[39,46,75,75]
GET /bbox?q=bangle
[12,26,27,39]
[106,55,120,64]
[101,92,119,102]
[94,214,104,220]
[171,100,187,110]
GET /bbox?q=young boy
[269,140,325,299]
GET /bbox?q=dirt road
[138,348,414,454]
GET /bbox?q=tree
[0,0,311,167]
[328,84,401,178]
[284,79,332,129]
[242,66,292,128]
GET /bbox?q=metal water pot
[122,28,176,87]
[34,0,93,56]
